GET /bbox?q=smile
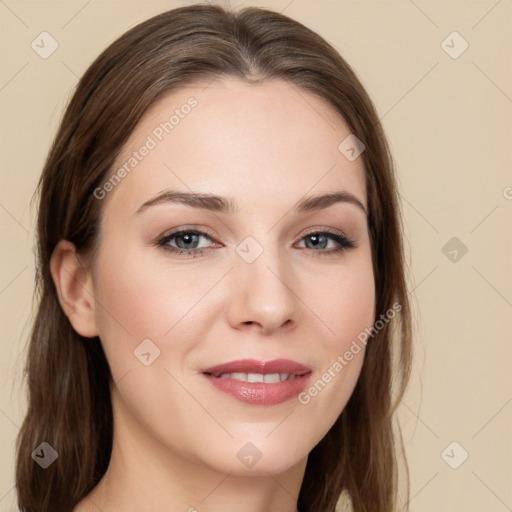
[208,372,298,382]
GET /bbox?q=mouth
[200,358,312,405]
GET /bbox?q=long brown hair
[15,3,412,511]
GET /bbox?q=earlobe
[50,240,99,338]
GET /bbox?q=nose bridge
[227,233,299,333]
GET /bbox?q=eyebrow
[135,189,367,216]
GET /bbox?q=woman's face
[90,77,375,476]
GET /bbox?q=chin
[197,436,311,477]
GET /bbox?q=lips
[200,359,312,405]
[201,358,311,376]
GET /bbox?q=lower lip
[202,373,312,405]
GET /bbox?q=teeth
[214,372,295,382]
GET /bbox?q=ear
[50,240,99,338]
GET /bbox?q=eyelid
[300,226,350,240]
[158,225,221,242]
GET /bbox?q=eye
[156,229,217,257]
[295,230,356,254]
[155,228,356,258]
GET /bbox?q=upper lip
[201,358,311,376]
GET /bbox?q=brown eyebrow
[135,191,236,215]
[294,191,366,215]
[135,190,367,216]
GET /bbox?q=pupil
[177,233,198,249]
[308,234,327,249]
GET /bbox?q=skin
[51,77,375,512]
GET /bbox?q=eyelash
[155,227,356,258]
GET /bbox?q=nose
[226,245,300,336]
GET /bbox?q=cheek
[314,249,376,351]
[91,244,171,378]
[298,249,375,415]
[91,244,222,377]
[94,256,161,336]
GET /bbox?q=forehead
[104,77,367,217]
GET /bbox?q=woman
[15,4,412,511]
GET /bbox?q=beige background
[1,1,511,511]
